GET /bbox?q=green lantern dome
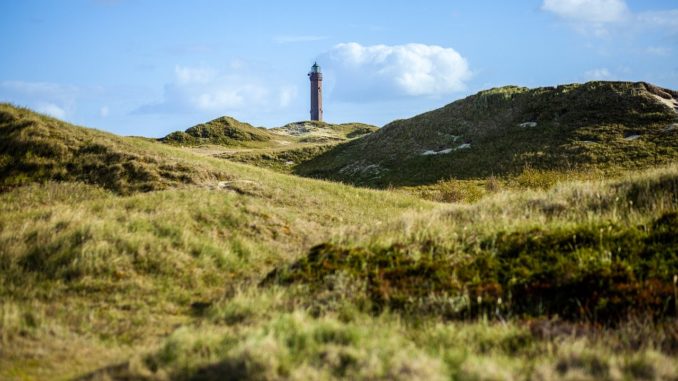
[310,62,321,73]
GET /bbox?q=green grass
[269,121,377,142]
[161,117,377,148]
[0,104,229,194]
[217,144,337,174]
[158,116,379,176]
[1,103,677,380]
[401,167,629,203]
[268,166,678,322]
[85,291,678,380]
[161,116,274,147]
[296,81,678,187]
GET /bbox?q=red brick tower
[308,62,323,121]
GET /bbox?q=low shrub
[267,212,678,323]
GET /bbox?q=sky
[1,0,677,137]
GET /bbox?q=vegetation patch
[267,212,678,323]
[2,101,678,380]
[161,116,273,147]
[0,104,228,194]
[136,313,444,381]
[217,144,336,173]
[270,121,377,141]
[296,81,678,187]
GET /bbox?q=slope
[1,104,677,380]
[0,104,232,194]
[296,81,678,187]
[0,104,428,379]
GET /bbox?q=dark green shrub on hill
[162,116,273,146]
[267,212,678,323]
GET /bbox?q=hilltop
[0,104,231,194]
[161,116,273,147]
[270,120,377,143]
[296,81,678,187]
[168,118,379,174]
[161,116,377,148]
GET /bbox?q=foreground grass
[0,104,431,380]
[3,165,676,380]
[82,287,678,381]
[271,165,678,323]
[1,104,677,380]
[84,165,677,381]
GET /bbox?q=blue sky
[1,0,677,137]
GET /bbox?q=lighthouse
[308,62,323,121]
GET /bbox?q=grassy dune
[1,103,677,380]
[297,81,678,187]
[161,116,376,148]
[158,116,378,176]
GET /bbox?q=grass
[0,104,228,194]
[0,104,427,379]
[401,167,630,203]
[268,165,678,322]
[161,117,377,148]
[161,116,274,147]
[83,291,678,380]
[296,81,678,187]
[269,121,377,142]
[216,144,337,174]
[158,116,378,175]
[0,103,677,380]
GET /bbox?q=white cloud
[0,81,78,99]
[278,86,297,107]
[135,64,297,115]
[174,65,216,85]
[584,68,612,80]
[542,0,678,36]
[100,106,110,117]
[322,42,471,100]
[192,84,267,110]
[637,10,678,32]
[36,103,67,119]
[0,81,78,118]
[646,46,671,56]
[542,0,630,24]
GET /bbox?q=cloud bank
[542,0,630,24]
[135,65,297,115]
[542,0,678,36]
[584,68,612,80]
[0,81,78,118]
[321,42,471,101]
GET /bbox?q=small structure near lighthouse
[308,62,323,121]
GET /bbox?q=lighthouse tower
[308,62,323,121]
